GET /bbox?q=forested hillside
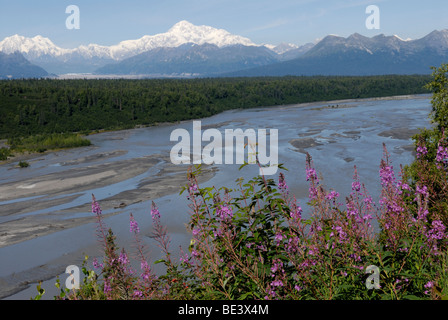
[0,75,431,139]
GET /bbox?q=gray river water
[0,94,433,299]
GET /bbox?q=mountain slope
[0,51,48,79]
[225,30,448,77]
[96,43,279,76]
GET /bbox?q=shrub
[0,147,11,161]
[7,133,91,154]
[18,160,29,168]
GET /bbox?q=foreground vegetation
[28,66,448,300]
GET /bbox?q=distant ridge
[0,51,48,79]
[224,30,448,77]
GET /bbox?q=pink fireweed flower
[91,197,102,216]
[129,213,140,233]
[180,253,190,264]
[278,172,288,192]
[346,201,359,218]
[151,201,161,222]
[103,280,112,295]
[436,145,448,162]
[427,220,446,241]
[290,204,302,221]
[92,257,103,269]
[270,259,283,274]
[363,213,373,222]
[274,232,283,246]
[397,181,411,195]
[334,226,347,242]
[363,195,374,205]
[416,145,428,159]
[216,205,233,221]
[379,162,395,186]
[351,181,361,192]
[308,186,318,200]
[271,280,284,287]
[191,249,200,259]
[416,208,429,221]
[326,190,339,201]
[118,250,129,265]
[189,183,198,193]
[306,154,320,201]
[140,260,152,281]
[424,281,433,295]
[213,228,223,238]
[416,185,429,198]
[306,167,318,182]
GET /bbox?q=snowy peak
[271,43,299,54]
[156,20,256,49]
[168,20,196,31]
[0,34,68,58]
[0,20,259,61]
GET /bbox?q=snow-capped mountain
[0,20,262,73]
[78,20,259,61]
[0,35,69,59]
[271,43,299,55]
[2,21,447,77]
[0,20,312,74]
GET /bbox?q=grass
[6,132,91,155]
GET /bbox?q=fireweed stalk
[52,140,447,300]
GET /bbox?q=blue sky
[0,0,447,48]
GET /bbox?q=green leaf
[154,259,166,264]
[238,292,254,300]
[402,294,422,300]
[223,275,232,289]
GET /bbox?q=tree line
[0,75,431,139]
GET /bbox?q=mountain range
[0,20,447,78]
[227,30,448,76]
